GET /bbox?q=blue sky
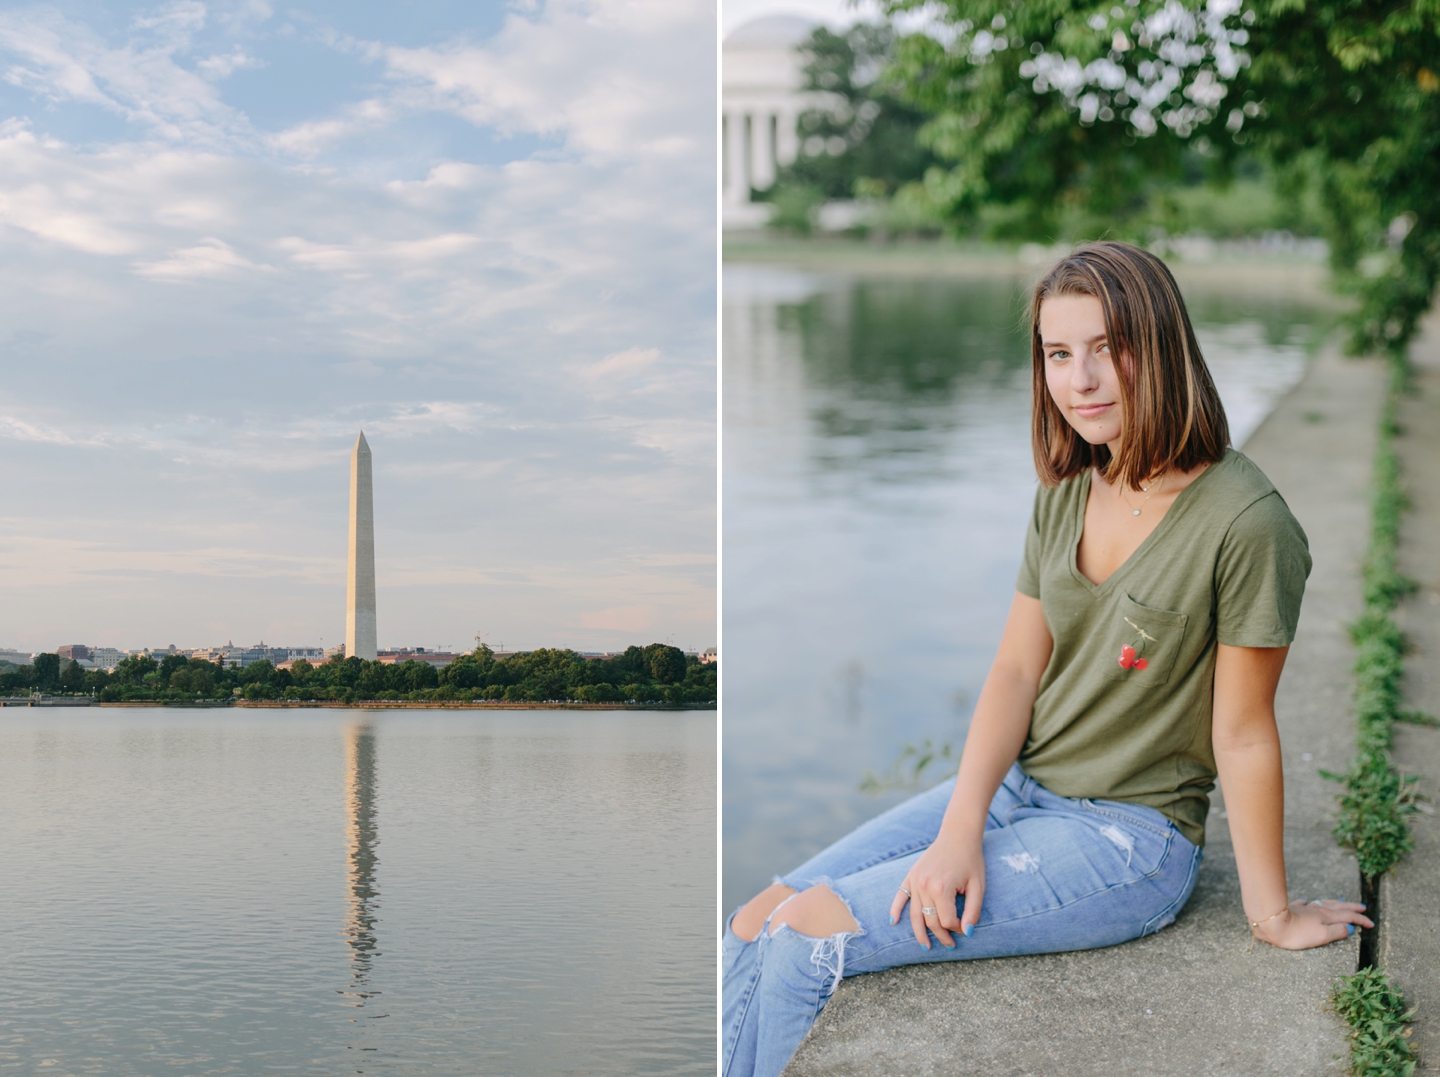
[0,0,716,654]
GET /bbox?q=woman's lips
[1072,403,1114,418]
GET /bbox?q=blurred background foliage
[756,0,1438,354]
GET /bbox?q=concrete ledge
[784,346,1384,1076]
[1378,314,1440,1070]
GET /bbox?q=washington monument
[346,431,378,661]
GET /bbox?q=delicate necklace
[1118,473,1167,516]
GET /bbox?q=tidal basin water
[722,261,1326,915]
[0,708,715,1075]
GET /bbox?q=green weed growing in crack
[1327,350,1418,878]
[1332,967,1417,1077]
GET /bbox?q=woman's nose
[1071,352,1101,391]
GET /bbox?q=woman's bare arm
[945,592,1052,839]
[889,591,1052,947]
[1213,643,1372,948]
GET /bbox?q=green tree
[879,0,1440,351]
[59,659,86,693]
[114,654,158,685]
[186,660,218,696]
[160,653,188,685]
[398,660,439,692]
[32,653,61,692]
[778,23,940,201]
[440,655,486,688]
[644,644,687,685]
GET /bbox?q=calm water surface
[0,708,715,1075]
[722,263,1325,914]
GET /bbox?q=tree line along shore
[0,643,716,707]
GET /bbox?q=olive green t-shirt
[1014,449,1311,846]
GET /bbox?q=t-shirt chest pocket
[1104,594,1190,686]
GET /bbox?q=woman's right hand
[888,827,986,949]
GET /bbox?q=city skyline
[0,0,716,654]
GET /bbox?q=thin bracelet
[1249,903,1292,932]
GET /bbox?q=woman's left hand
[1253,899,1373,949]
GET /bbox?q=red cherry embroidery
[1117,618,1159,676]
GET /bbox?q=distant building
[57,645,91,662]
[89,648,124,671]
[191,642,256,668]
[722,15,836,227]
[0,649,31,666]
[377,648,460,669]
[700,647,717,664]
[187,642,322,669]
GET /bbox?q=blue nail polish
[944,941,955,949]
[890,916,897,924]
[1347,924,1355,936]
[964,924,975,937]
[1360,904,1367,910]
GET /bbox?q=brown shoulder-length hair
[1029,241,1229,490]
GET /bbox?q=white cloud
[265,97,393,157]
[133,236,272,279]
[131,1,207,37]
[582,346,661,380]
[0,6,254,148]
[196,48,264,80]
[378,0,715,161]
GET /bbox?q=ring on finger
[898,886,910,896]
[921,906,938,915]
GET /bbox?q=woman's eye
[1098,343,1110,353]
[1048,350,1069,361]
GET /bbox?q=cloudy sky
[0,0,716,655]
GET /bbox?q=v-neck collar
[1067,450,1232,596]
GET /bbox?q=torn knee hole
[767,884,859,938]
[732,883,797,942]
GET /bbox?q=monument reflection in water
[343,723,381,1009]
[0,710,714,1074]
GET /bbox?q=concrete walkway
[1378,313,1440,1070]
[784,345,1386,1076]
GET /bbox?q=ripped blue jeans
[721,764,1202,1077]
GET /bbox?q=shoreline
[724,236,1336,301]
[87,699,713,710]
[2,698,713,711]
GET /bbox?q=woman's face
[1038,293,1125,451]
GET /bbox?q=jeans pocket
[1078,802,1174,877]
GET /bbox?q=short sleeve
[1016,488,1043,599]
[1215,492,1311,647]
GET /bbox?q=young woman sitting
[721,241,1371,1077]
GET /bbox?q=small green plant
[1332,967,1417,1076]
[860,738,956,795]
[1396,710,1440,729]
